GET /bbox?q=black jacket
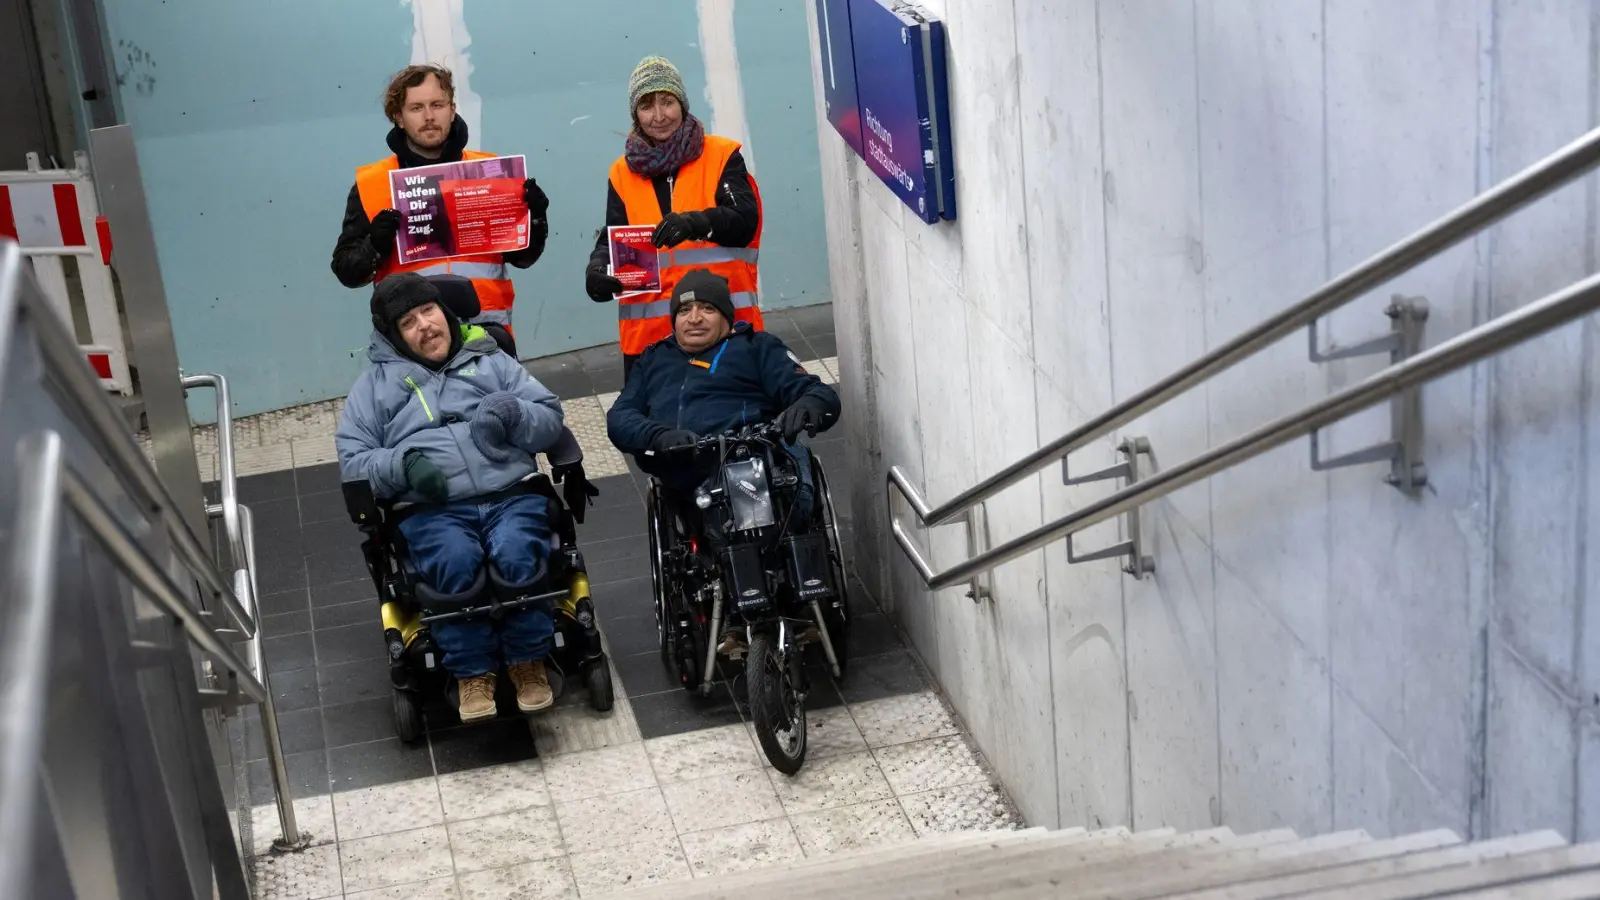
[586,148,759,271]
[332,116,548,289]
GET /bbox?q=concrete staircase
[604,824,1600,898]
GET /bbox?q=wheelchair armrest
[342,479,382,527]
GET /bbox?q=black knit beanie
[670,268,736,324]
[371,273,461,368]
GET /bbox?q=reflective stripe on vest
[666,247,760,267]
[617,292,757,321]
[469,308,513,326]
[408,260,508,281]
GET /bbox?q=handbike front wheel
[748,632,807,775]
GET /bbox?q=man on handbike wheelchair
[336,273,595,723]
[606,269,843,771]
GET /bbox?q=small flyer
[607,225,662,296]
[390,155,529,265]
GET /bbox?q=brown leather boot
[456,673,498,723]
[507,661,554,712]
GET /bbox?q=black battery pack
[721,544,771,615]
[782,533,833,603]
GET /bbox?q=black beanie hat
[670,268,735,324]
[371,273,461,367]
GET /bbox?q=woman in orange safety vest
[584,56,764,378]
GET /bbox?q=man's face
[399,302,452,362]
[674,300,730,354]
[396,74,454,153]
[636,92,684,143]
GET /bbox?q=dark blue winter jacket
[606,323,841,488]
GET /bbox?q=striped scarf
[625,114,706,178]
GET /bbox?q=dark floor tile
[762,313,803,343]
[612,650,675,698]
[602,613,662,658]
[314,599,376,631]
[594,575,655,617]
[305,547,369,585]
[535,370,594,400]
[244,706,326,762]
[294,462,344,496]
[805,331,838,359]
[264,632,316,673]
[786,302,837,337]
[323,697,398,749]
[585,364,624,394]
[631,683,744,740]
[837,649,929,704]
[297,489,351,527]
[269,666,321,713]
[575,505,646,543]
[587,474,642,510]
[524,351,584,380]
[252,527,307,568]
[248,748,329,805]
[261,610,313,637]
[311,577,374,610]
[589,553,650,587]
[301,518,361,557]
[580,534,649,565]
[258,587,311,619]
[844,613,904,660]
[328,737,434,792]
[244,496,301,538]
[255,557,307,597]
[571,342,623,372]
[431,718,540,774]
[318,658,393,707]
[237,469,298,505]
[315,622,388,667]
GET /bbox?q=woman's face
[636,92,684,142]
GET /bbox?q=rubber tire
[392,688,424,744]
[585,661,615,712]
[748,633,807,775]
[646,484,670,659]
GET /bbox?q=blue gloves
[470,392,526,463]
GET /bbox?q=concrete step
[1288,837,1600,899]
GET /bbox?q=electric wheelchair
[337,273,612,742]
[343,472,613,742]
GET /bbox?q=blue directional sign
[814,0,863,156]
[839,0,955,223]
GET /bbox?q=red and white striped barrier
[0,151,130,394]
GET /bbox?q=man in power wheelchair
[336,273,610,740]
[606,269,846,771]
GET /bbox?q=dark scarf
[625,114,706,178]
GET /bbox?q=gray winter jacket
[336,325,569,503]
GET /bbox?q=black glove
[586,261,626,303]
[651,211,712,248]
[368,209,400,262]
[649,428,699,454]
[551,461,600,524]
[523,178,549,219]
[777,396,831,443]
[403,449,448,503]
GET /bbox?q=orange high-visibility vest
[607,134,764,355]
[355,150,517,327]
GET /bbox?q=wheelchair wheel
[812,456,852,679]
[646,482,670,659]
[585,660,615,712]
[392,688,424,743]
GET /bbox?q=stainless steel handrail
[889,124,1600,533]
[0,432,65,893]
[2,243,255,639]
[897,272,1600,589]
[183,374,255,628]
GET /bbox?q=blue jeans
[398,493,558,678]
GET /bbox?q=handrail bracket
[1308,295,1430,494]
[1062,437,1156,579]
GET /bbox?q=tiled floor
[192,305,1021,898]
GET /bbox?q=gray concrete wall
[810,0,1600,840]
